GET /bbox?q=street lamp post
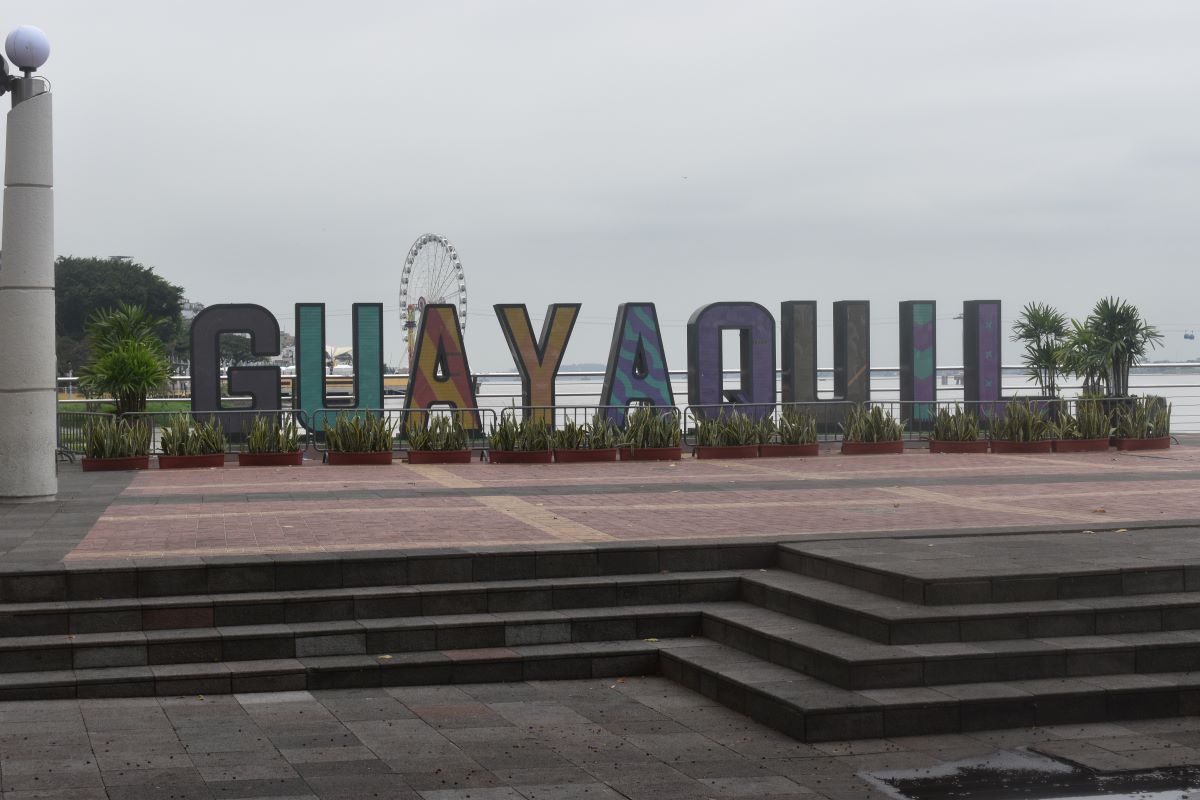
[0,25,54,501]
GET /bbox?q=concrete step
[743,568,1200,645]
[0,638,675,701]
[659,639,1200,742]
[0,540,777,602]
[0,604,703,674]
[779,532,1200,605]
[0,570,742,637]
[702,602,1200,690]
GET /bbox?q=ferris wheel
[400,234,467,371]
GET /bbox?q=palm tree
[77,304,170,415]
[1058,298,1162,397]
[1010,302,1068,397]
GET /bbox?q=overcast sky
[15,1,1200,371]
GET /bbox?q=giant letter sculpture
[191,304,281,434]
[294,303,384,430]
[963,300,1002,417]
[403,304,481,429]
[899,301,936,425]
[780,301,870,404]
[686,302,776,420]
[494,303,580,425]
[600,303,675,427]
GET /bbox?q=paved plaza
[3,445,1200,798]
[1,444,1196,564]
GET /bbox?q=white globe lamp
[5,25,49,71]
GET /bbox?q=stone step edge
[658,641,1200,743]
[1,540,781,603]
[0,638,690,702]
[743,569,1200,645]
[703,604,1200,691]
[778,543,1199,606]
[0,570,745,637]
[0,605,704,673]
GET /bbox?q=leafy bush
[930,406,980,442]
[488,416,552,452]
[160,414,226,456]
[76,304,171,415]
[990,400,1054,442]
[83,417,151,459]
[755,415,777,446]
[587,414,618,449]
[695,410,758,447]
[776,408,818,445]
[840,405,904,443]
[1059,298,1162,397]
[552,420,588,450]
[621,407,681,449]
[245,415,301,454]
[1115,397,1170,439]
[325,412,395,453]
[406,414,469,451]
[1057,400,1111,441]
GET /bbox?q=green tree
[55,256,184,374]
[1058,297,1163,397]
[1010,302,1068,397]
[77,304,171,415]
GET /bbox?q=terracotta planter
[327,451,393,465]
[1115,436,1170,451]
[621,446,683,462]
[929,440,988,454]
[239,451,303,467]
[554,448,618,463]
[759,443,820,458]
[81,455,150,472]
[406,449,472,464]
[1053,439,1110,453]
[488,450,554,464]
[989,440,1053,454]
[695,445,759,460]
[159,453,225,469]
[841,440,905,455]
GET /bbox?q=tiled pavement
[5,676,1200,800]
[21,443,1200,562]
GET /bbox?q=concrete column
[0,88,55,500]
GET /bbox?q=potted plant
[488,416,554,464]
[695,410,759,459]
[840,404,905,455]
[760,408,819,457]
[239,414,304,466]
[928,405,986,453]
[76,304,171,415]
[553,415,619,463]
[406,414,472,464]
[81,417,151,471]
[1114,397,1171,451]
[989,399,1055,454]
[324,411,396,465]
[158,413,227,469]
[1054,398,1111,453]
[619,406,682,461]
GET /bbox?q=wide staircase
[2,530,1200,742]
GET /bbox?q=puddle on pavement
[865,750,1200,799]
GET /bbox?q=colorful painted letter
[686,302,776,420]
[190,304,281,433]
[600,303,675,427]
[294,303,384,430]
[899,301,936,423]
[780,301,870,403]
[963,300,1002,416]
[494,303,580,425]
[403,304,481,429]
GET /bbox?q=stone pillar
[0,89,55,500]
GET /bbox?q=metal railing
[121,408,312,454]
[56,410,115,455]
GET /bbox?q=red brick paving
[67,446,1200,560]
